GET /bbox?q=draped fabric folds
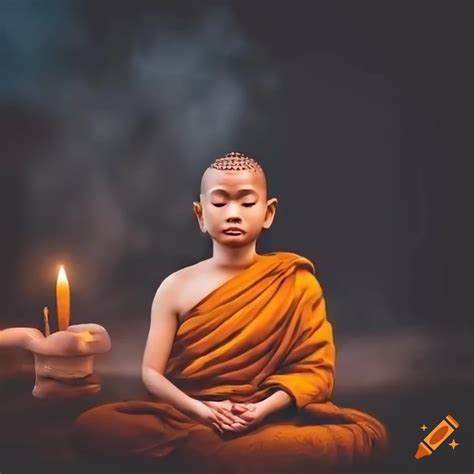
[74,252,389,472]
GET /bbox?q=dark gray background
[1,0,471,396]
[1,2,472,472]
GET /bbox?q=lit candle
[56,265,70,331]
[0,262,112,399]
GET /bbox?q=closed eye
[212,203,256,207]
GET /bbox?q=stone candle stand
[0,324,111,398]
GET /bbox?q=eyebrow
[209,188,258,196]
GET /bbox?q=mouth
[223,229,244,235]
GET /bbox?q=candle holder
[33,353,101,398]
[0,324,111,399]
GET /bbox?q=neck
[211,241,259,269]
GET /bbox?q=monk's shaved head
[200,151,267,196]
[210,152,263,173]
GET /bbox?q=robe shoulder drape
[164,251,335,411]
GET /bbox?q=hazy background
[1,1,471,394]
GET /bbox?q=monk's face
[193,168,277,247]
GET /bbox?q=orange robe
[74,252,389,472]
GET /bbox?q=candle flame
[56,264,70,331]
[58,265,68,285]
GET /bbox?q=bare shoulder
[158,259,203,285]
[153,259,210,309]
[172,258,210,282]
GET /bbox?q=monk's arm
[142,274,200,418]
[257,389,292,417]
[142,367,200,417]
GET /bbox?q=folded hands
[195,399,267,435]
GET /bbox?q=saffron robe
[74,252,389,473]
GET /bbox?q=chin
[221,240,249,248]
[214,235,252,247]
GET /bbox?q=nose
[225,202,242,223]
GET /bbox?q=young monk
[141,152,282,436]
[74,152,389,472]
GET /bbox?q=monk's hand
[202,400,249,433]
[227,402,266,433]
[187,400,227,435]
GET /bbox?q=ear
[192,201,206,233]
[262,197,278,229]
